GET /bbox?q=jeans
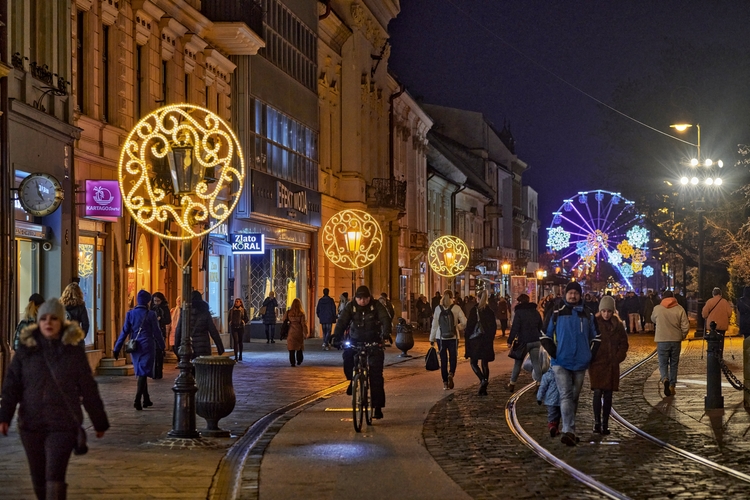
[551,365,586,435]
[438,339,457,382]
[265,324,275,341]
[20,430,78,488]
[628,313,641,333]
[321,323,332,345]
[546,404,561,425]
[510,341,542,383]
[343,347,385,408]
[657,341,681,386]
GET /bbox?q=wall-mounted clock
[18,173,64,217]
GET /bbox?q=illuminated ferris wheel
[546,190,654,288]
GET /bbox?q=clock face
[18,173,64,217]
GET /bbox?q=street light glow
[718,160,724,168]
[690,177,699,185]
[680,177,689,185]
[705,178,713,186]
[715,178,723,186]
[704,159,713,167]
[690,158,699,167]
[670,124,692,132]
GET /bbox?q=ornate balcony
[367,178,406,215]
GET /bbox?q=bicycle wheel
[352,374,365,432]
[363,372,373,426]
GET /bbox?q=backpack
[438,305,456,339]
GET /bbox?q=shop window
[17,239,41,318]
[78,235,105,346]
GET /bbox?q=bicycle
[347,341,383,432]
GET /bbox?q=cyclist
[332,285,392,419]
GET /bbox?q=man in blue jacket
[542,281,599,446]
[316,288,338,350]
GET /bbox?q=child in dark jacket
[537,369,561,437]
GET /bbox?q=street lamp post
[536,269,546,303]
[501,261,511,298]
[119,105,245,438]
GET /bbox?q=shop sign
[85,180,122,218]
[15,221,48,240]
[251,170,322,226]
[231,233,265,254]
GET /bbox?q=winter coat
[229,305,249,328]
[1,323,109,433]
[316,295,337,324]
[496,299,509,320]
[536,369,560,407]
[333,300,392,344]
[652,298,689,342]
[152,302,172,338]
[544,300,599,371]
[509,302,544,346]
[65,303,90,336]
[262,297,278,325]
[464,305,496,361]
[429,303,467,342]
[643,297,655,325]
[114,305,165,377]
[431,295,441,311]
[174,299,225,357]
[623,295,641,315]
[737,292,750,338]
[284,310,307,351]
[416,299,431,319]
[702,295,733,331]
[590,314,629,391]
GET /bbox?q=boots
[45,481,67,500]
[142,395,153,408]
[33,485,46,500]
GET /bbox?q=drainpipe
[450,185,466,236]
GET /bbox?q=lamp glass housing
[345,230,363,254]
[444,251,456,268]
[501,262,511,275]
[168,145,202,195]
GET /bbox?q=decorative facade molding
[159,18,188,61]
[350,3,386,48]
[203,48,236,94]
[204,22,265,56]
[75,0,93,12]
[182,34,207,74]
[100,0,119,26]
[134,1,165,46]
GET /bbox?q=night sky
[388,1,750,244]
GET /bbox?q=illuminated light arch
[321,209,383,271]
[428,235,470,278]
[118,104,245,240]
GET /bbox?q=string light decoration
[626,226,649,249]
[642,265,654,278]
[617,240,634,259]
[428,235,470,277]
[547,226,570,251]
[608,250,623,266]
[321,209,383,270]
[78,244,94,278]
[620,263,634,278]
[118,104,245,240]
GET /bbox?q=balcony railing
[201,0,264,36]
[368,178,406,214]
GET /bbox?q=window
[135,45,142,118]
[76,12,85,113]
[184,72,190,101]
[102,25,110,122]
[161,60,168,105]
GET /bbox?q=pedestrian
[507,293,545,392]
[14,293,45,350]
[229,298,249,361]
[584,293,598,314]
[623,291,641,333]
[114,290,165,410]
[0,298,109,500]
[149,292,171,379]
[316,288,337,350]
[174,290,225,358]
[590,295,629,435]
[169,296,182,349]
[674,286,688,312]
[651,290,689,397]
[261,291,279,343]
[537,368,561,437]
[463,294,476,318]
[284,298,308,366]
[60,282,90,347]
[332,285,391,419]
[496,295,509,337]
[541,281,600,447]
[643,292,655,332]
[737,286,750,339]
[431,291,442,312]
[416,295,431,331]
[464,290,496,395]
[379,292,395,344]
[338,292,349,315]
[430,290,467,390]
[701,287,733,337]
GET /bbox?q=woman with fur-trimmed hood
[0,298,109,499]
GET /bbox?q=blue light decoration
[608,250,623,266]
[547,226,571,251]
[612,193,620,205]
[552,212,562,225]
[563,199,573,212]
[643,265,654,278]
[626,225,649,249]
[595,191,604,202]
[620,263,634,278]
[578,192,587,204]
[576,240,595,259]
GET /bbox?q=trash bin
[195,356,236,437]
[395,319,414,358]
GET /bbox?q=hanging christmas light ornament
[428,235,470,277]
[321,209,383,270]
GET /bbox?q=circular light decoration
[626,226,649,249]
[642,265,654,278]
[620,263,634,278]
[118,104,245,240]
[607,250,623,266]
[321,209,383,271]
[547,226,571,251]
[617,240,634,259]
[428,235,470,277]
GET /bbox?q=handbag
[125,313,148,353]
[507,338,526,360]
[425,346,440,371]
[469,308,485,340]
[280,318,290,340]
[43,353,88,455]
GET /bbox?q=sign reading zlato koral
[85,180,122,218]
[231,233,265,254]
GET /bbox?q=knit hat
[565,282,582,295]
[137,290,152,306]
[29,293,45,306]
[37,298,66,321]
[355,285,371,298]
[599,295,616,312]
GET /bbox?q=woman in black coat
[507,294,544,391]
[0,298,109,500]
[149,292,171,379]
[174,290,225,358]
[261,292,279,343]
[464,290,497,396]
[61,282,90,347]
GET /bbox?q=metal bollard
[744,335,750,408]
[704,321,724,410]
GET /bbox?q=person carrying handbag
[507,294,544,392]
[114,290,165,411]
[0,298,109,500]
[464,290,497,395]
[429,290,467,391]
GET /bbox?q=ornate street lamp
[118,104,245,439]
[536,268,546,303]
[501,261,511,297]
[428,235,469,285]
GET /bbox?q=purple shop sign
[85,180,122,219]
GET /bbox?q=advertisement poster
[510,276,527,303]
[527,279,538,303]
